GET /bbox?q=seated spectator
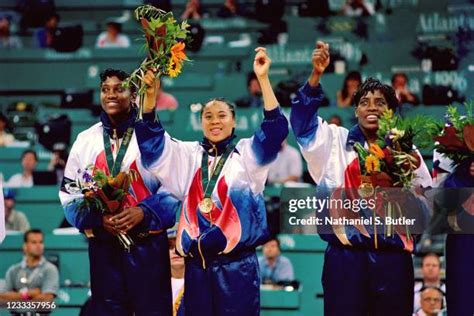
[6,149,37,188]
[217,0,250,18]
[181,0,202,20]
[168,226,185,315]
[341,0,374,17]
[34,13,59,48]
[268,140,303,184]
[329,114,343,126]
[392,72,420,106]
[235,72,263,108]
[95,21,130,48]
[336,71,361,107]
[0,112,15,146]
[0,15,22,49]
[414,253,446,312]
[258,237,294,284]
[4,189,30,232]
[155,79,179,110]
[414,286,444,316]
[0,229,59,306]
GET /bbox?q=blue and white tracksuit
[59,109,179,316]
[434,154,474,316]
[290,83,432,316]
[135,107,288,316]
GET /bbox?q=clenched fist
[312,41,330,75]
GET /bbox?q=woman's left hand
[253,47,271,79]
[110,206,145,233]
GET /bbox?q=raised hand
[142,69,160,113]
[312,41,330,76]
[253,47,271,79]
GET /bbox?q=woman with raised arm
[135,47,288,316]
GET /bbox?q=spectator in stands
[337,71,362,107]
[341,0,374,17]
[0,112,15,146]
[414,253,446,313]
[181,0,202,20]
[95,21,130,48]
[235,72,263,108]
[6,149,37,188]
[268,140,303,184]
[0,15,22,49]
[169,226,185,316]
[217,0,251,18]
[34,12,59,48]
[155,79,179,110]
[0,229,59,305]
[47,148,67,184]
[392,72,420,106]
[329,114,343,126]
[414,286,444,316]
[258,237,294,284]
[3,189,30,232]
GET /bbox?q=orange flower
[170,42,187,63]
[369,144,385,159]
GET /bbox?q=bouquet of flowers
[124,5,190,115]
[353,109,434,243]
[65,165,138,251]
[354,109,434,189]
[431,102,474,168]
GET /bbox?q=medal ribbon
[201,142,236,199]
[103,126,134,177]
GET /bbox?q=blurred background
[0,0,472,314]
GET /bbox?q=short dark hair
[107,21,122,33]
[24,229,43,243]
[246,72,258,87]
[353,77,399,110]
[265,236,280,249]
[201,98,236,118]
[422,252,441,266]
[99,68,135,93]
[391,72,408,85]
[21,149,38,161]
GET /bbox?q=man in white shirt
[413,286,444,316]
[6,149,37,188]
[414,253,446,312]
[268,140,303,184]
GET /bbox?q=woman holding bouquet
[290,41,432,315]
[59,68,180,315]
[136,47,288,316]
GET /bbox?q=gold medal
[358,182,374,198]
[199,198,213,214]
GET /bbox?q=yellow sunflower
[167,59,183,78]
[365,155,380,174]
